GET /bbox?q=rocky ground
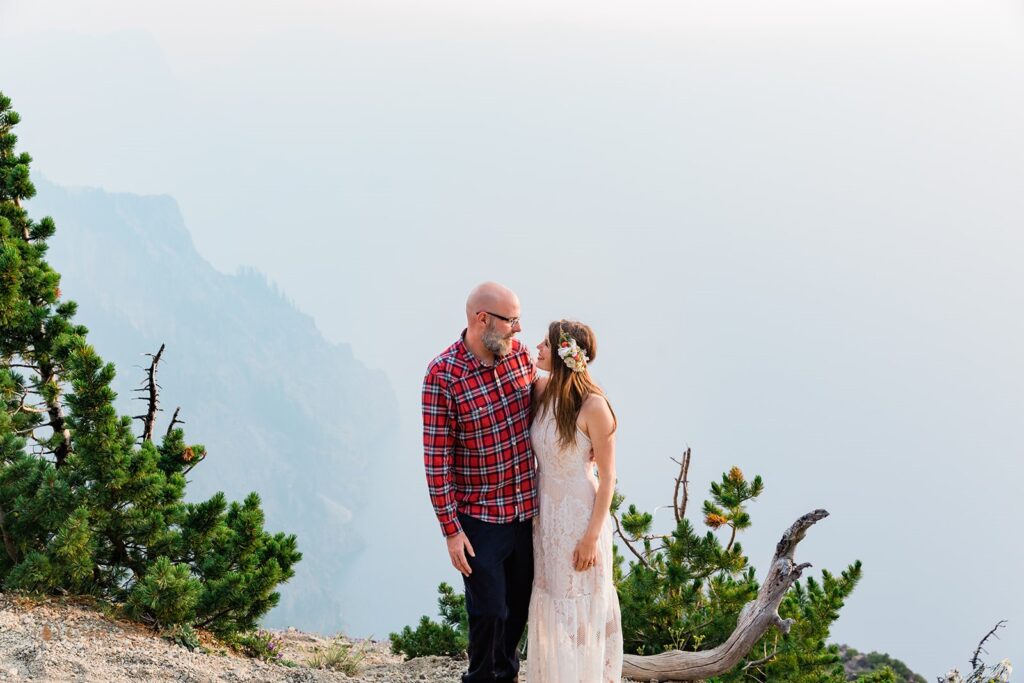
[0,593,476,682]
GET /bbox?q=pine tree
[0,92,300,636]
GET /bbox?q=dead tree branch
[672,448,691,523]
[134,344,165,443]
[165,406,184,438]
[970,620,1007,671]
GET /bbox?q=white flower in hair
[557,332,589,372]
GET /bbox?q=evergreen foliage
[0,92,300,637]
[389,582,469,659]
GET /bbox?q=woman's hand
[572,534,599,571]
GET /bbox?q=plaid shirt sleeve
[422,365,461,537]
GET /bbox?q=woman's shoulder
[579,391,613,423]
[581,391,611,412]
[577,391,614,440]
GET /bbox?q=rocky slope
[0,595,466,683]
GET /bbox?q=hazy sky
[3,0,1023,675]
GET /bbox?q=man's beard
[482,323,513,356]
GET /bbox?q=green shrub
[163,623,201,651]
[236,629,289,664]
[390,582,468,659]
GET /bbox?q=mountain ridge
[26,175,399,633]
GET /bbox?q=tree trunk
[622,509,829,682]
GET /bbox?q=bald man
[422,282,538,683]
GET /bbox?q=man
[422,282,537,683]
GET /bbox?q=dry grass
[307,637,367,675]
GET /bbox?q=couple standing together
[422,282,623,683]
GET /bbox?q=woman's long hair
[533,319,617,448]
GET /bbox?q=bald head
[463,282,522,360]
[466,282,520,323]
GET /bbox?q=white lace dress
[527,409,623,683]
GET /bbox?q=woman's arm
[573,393,616,571]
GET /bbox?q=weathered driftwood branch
[622,509,829,682]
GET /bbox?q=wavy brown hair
[533,319,617,448]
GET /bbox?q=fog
[2,0,1022,674]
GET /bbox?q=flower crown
[557,331,589,373]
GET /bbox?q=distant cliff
[27,176,399,632]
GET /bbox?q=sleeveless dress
[526,408,623,683]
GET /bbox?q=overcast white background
[2,0,1023,676]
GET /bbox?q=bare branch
[137,344,165,443]
[672,447,691,523]
[743,645,779,670]
[165,406,184,438]
[13,389,48,415]
[970,620,1007,670]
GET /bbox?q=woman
[527,320,623,682]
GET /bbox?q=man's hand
[446,532,475,577]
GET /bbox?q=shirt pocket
[457,399,500,446]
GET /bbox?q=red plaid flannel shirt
[423,332,538,537]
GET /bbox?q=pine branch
[0,508,19,563]
[13,396,48,414]
[612,510,651,569]
[37,356,71,467]
[194,605,236,630]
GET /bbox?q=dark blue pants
[458,513,534,683]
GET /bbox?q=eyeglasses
[479,311,521,328]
